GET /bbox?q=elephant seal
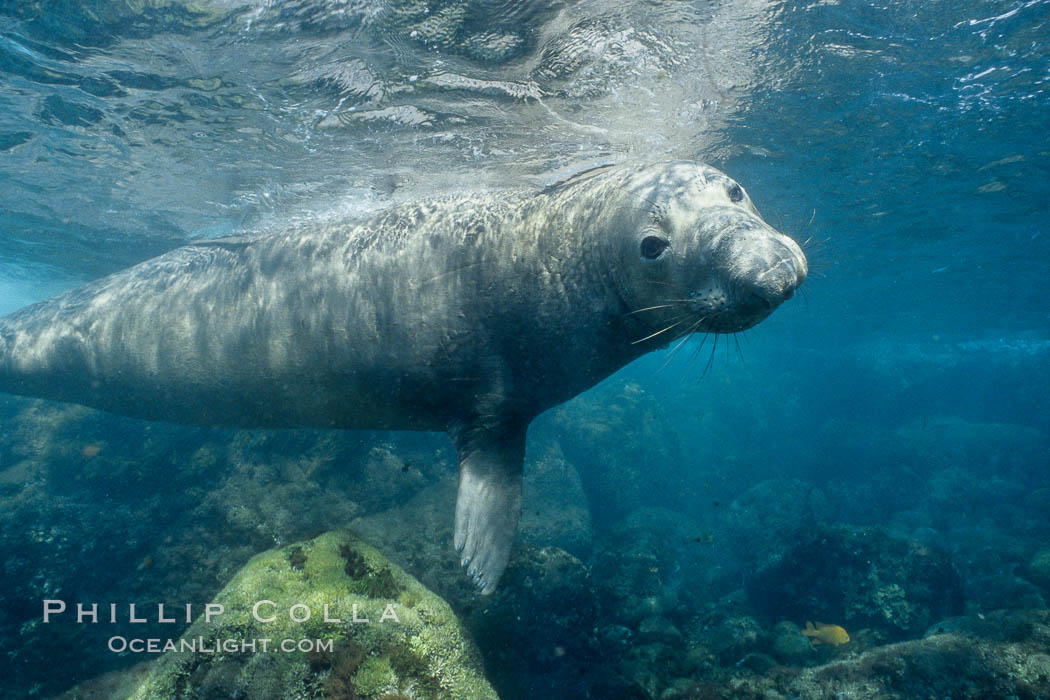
[0,161,806,593]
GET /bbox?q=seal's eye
[640,235,669,260]
[728,184,744,203]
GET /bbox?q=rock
[680,645,717,676]
[684,612,768,666]
[349,475,482,609]
[587,670,651,700]
[352,479,604,699]
[943,524,1031,592]
[518,445,594,558]
[637,616,685,646]
[894,418,1047,482]
[722,478,831,569]
[546,382,687,528]
[926,468,1028,532]
[53,662,153,700]
[351,448,594,607]
[734,610,1050,698]
[770,621,818,666]
[737,652,778,674]
[660,677,702,699]
[596,624,635,657]
[1027,547,1050,590]
[126,530,496,699]
[745,525,965,640]
[968,574,1046,611]
[468,545,600,697]
[619,642,681,698]
[591,506,718,625]
[352,444,431,512]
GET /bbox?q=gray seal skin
[0,161,806,593]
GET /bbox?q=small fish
[138,556,153,571]
[802,621,850,646]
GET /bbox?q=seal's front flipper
[452,426,526,595]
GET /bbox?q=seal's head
[610,161,807,343]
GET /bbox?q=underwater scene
[1,0,1048,698]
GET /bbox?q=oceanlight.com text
[107,636,335,654]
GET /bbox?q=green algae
[127,530,496,700]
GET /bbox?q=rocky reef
[745,525,966,641]
[6,360,1050,699]
[691,610,1050,699]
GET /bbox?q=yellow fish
[802,621,850,646]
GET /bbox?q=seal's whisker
[657,342,688,373]
[798,286,809,309]
[624,304,676,316]
[655,325,697,371]
[630,315,691,345]
[686,332,709,375]
[631,318,688,345]
[676,315,707,344]
[801,228,830,248]
[699,333,719,381]
[801,254,828,272]
[800,238,828,256]
[797,233,829,271]
[682,316,707,338]
[657,317,707,372]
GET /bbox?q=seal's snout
[737,292,773,318]
[721,232,806,331]
[679,217,807,334]
[750,236,807,308]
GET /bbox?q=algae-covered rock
[128,530,496,700]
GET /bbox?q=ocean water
[0,0,1048,698]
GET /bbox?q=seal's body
[0,162,806,592]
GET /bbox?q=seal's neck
[503,179,652,413]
